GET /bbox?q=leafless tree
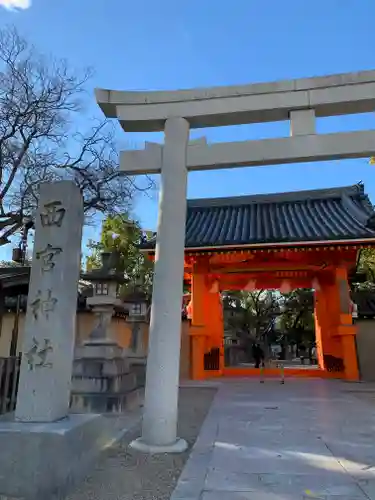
[0,26,151,245]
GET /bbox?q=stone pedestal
[90,308,115,342]
[127,320,147,357]
[71,341,141,413]
[0,413,118,500]
[126,357,147,387]
[124,321,147,386]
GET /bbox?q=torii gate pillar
[131,117,190,453]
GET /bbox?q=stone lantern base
[71,340,142,413]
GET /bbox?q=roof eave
[141,237,375,254]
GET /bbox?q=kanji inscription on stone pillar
[15,181,84,423]
[36,244,63,272]
[25,337,54,370]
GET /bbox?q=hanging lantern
[245,279,256,291]
[12,247,23,263]
[312,278,321,291]
[280,280,292,293]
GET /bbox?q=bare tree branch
[0,25,153,247]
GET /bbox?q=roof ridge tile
[187,185,361,208]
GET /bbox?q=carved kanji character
[25,337,53,371]
[30,289,58,320]
[36,244,62,272]
[40,201,66,227]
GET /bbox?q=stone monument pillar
[130,117,190,453]
[15,181,84,423]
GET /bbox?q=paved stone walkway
[171,378,375,499]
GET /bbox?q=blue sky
[1,0,375,259]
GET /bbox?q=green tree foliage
[224,288,315,348]
[223,290,281,340]
[356,248,375,287]
[86,215,154,297]
[278,289,315,345]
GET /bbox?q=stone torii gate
[96,70,375,453]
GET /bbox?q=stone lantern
[81,251,124,344]
[71,252,140,413]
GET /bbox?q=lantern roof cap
[81,251,125,283]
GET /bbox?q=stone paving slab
[170,378,375,499]
[201,492,367,500]
[204,469,365,494]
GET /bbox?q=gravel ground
[64,387,217,500]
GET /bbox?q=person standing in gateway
[252,343,265,368]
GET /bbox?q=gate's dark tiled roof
[142,184,375,250]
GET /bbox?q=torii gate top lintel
[96,69,375,133]
[96,69,375,175]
